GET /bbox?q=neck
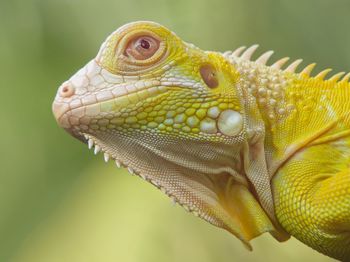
[231,59,299,176]
[233,58,350,177]
[235,59,295,128]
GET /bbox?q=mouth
[52,81,172,130]
[53,76,200,131]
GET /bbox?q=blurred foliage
[0,0,349,261]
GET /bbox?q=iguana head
[53,21,288,248]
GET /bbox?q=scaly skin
[52,21,350,260]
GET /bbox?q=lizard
[52,21,350,261]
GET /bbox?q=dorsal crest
[223,45,350,84]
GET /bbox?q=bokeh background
[1,0,349,261]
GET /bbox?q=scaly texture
[52,21,350,261]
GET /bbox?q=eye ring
[116,30,167,67]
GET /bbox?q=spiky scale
[271,57,290,69]
[315,68,332,80]
[231,46,246,57]
[94,145,100,155]
[284,59,303,73]
[328,72,345,82]
[240,44,259,60]
[256,50,274,65]
[341,72,350,83]
[300,63,316,76]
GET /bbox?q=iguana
[52,21,350,261]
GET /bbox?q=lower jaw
[80,132,208,214]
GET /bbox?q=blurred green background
[1,0,349,261]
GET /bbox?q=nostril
[60,84,75,98]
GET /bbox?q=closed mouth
[53,82,171,128]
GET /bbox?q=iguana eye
[124,36,160,60]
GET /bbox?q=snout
[52,82,75,128]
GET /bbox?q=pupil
[140,39,150,49]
